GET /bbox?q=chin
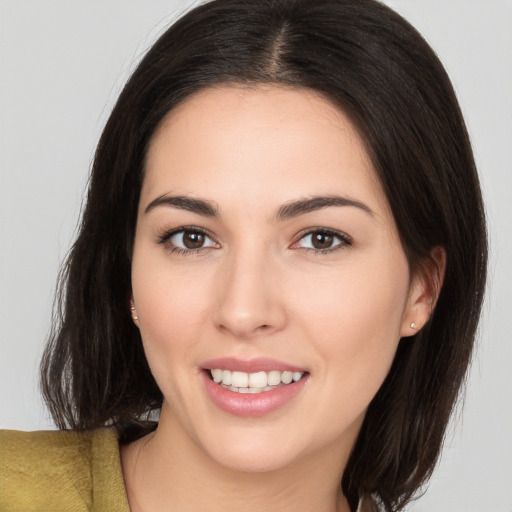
[203,438,303,474]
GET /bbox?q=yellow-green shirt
[0,428,129,512]
[1,428,366,512]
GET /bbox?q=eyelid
[155,225,351,255]
[290,227,353,252]
[156,225,220,254]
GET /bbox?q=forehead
[142,85,387,217]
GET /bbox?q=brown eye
[296,229,351,253]
[183,231,205,249]
[167,229,218,252]
[311,232,334,249]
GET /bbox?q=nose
[213,249,287,340]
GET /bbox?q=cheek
[293,253,410,393]
[303,248,409,337]
[131,250,213,367]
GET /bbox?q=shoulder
[0,428,129,512]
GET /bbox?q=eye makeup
[155,224,353,257]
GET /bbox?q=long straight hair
[41,1,487,510]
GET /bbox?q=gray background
[1,1,511,510]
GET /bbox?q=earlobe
[401,246,446,337]
[130,296,140,327]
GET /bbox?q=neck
[121,406,355,512]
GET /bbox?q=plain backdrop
[1,1,511,510]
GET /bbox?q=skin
[122,85,437,512]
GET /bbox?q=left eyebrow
[275,195,374,220]
[144,194,219,217]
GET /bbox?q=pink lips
[201,357,309,417]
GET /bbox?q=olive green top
[0,427,129,512]
[0,427,364,512]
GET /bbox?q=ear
[400,246,446,337]
[130,295,140,328]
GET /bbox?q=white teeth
[236,387,264,394]
[211,369,222,383]
[267,370,281,386]
[210,368,305,393]
[248,371,267,388]
[281,371,293,384]
[222,370,232,386]
[231,371,249,388]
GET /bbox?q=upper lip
[201,357,308,374]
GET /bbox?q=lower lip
[202,372,309,417]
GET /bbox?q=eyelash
[293,227,352,254]
[156,226,352,256]
[157,226,217,256]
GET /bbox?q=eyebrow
[275,195,374,220]
[144,193,374,219]
[144,194,219,217]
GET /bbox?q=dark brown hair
[40,1,487,510]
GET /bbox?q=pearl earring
[410,322,416,329]
[130,302,138,322]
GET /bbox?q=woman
[0,1,487,511]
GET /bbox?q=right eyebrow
[144,194,219,217]
[275,195,374,220]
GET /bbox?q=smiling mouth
[208,369,307,394]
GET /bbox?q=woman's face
[131,85,422,472]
